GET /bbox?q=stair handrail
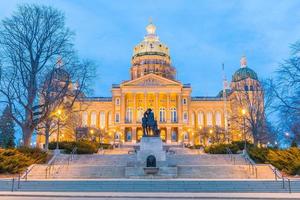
[225,147,235,164]
[269,165,292,193]
[243,151,258,178]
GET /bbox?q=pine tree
[0,106,15,148]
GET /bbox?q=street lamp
[241,108,246,153]
[90,129,95,141]
[56,109,62,151]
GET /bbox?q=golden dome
[132,21,170,58]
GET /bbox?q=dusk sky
[1,0,300,97]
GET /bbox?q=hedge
[204,143,240,154]
[48,140,100,154]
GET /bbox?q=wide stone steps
[2,180,299,193]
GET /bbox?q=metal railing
[45,147,77,179]
[243,152,258,179]
[270,166,292,193]
[226,147,236,164]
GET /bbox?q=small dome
[232,67,258,82]
[232,56,258,82]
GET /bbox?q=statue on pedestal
[142,108,160,137]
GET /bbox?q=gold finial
[240,54,247,68]
[146,17,156,35]
[149,17,152,24]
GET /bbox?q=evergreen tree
[0,106,15,148]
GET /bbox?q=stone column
[132,127,137,144]
[133,93,136,124]
[167,93,170,123]
[155,93,159,119]
[167,127,171,144]
[121,94,126,123]
[177,94,182,123]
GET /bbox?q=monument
[137,108,166,163]
[125,108,177,178]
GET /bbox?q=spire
[240,55,247,68]
[146,18,156,35]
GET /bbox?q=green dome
[232,67,258,82]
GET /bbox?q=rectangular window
[115,98,120,105]
[183,111,188,123]
[183,98,187,105]
[115,113,120,123]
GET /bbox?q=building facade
[37,22,261,147]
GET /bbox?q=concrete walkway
[0,191,300,199]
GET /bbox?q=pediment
[121,74,182,87]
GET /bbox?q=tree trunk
[44,121,50,151]
[22,126,33,147]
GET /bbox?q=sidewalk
[1,192,300,199]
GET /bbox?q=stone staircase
[1,179,299,193]
[24,147,275,180]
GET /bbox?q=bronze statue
[142,108,160,137]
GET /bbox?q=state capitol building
[37,22,262,147]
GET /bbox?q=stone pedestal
[137,136,166,162]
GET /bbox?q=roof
[232,67,258,82]
[77,97,112,102]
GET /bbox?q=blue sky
[1,0,300,97]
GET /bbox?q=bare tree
[229,79,266,145]
[0,4,94,146]
[273,41,300,144]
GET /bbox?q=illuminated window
[191,112,195,126]
[137,108,144,122]
[100,111,105,128]
[183,111,188,123]
[108,112,112,125]
[115,113,120,123]
[115,98,120,105]
[91,111,97,127]
[160,107,166,122]
[198,112,204,126]
[206,112,213,126]
[171,108,177,123]
[215,111,222,126]
[126,108,133,123]
[82,112,88,127]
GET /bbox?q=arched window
[115,113,120,123]
[91,111,97,127]
[170,108,177,123]
[215,111,222,126]
[108,112,112,125]
[206,112,213,126]
[198,111,204,127]
[99,111,105,128]
[82,112,88,127]
[159,107,166,122]
[137,107,144,122]
[191,112,195,126]
[126,108,133,123]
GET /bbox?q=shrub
[267,148,300,175]
[204,143,239,154]
[49,140,98,154]
[247,146,269,163]
[0,148,48,174]
[99,143,113,149]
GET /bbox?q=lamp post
[90,129,94,141]
[241,108,246,153]
[55,109,62,153]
